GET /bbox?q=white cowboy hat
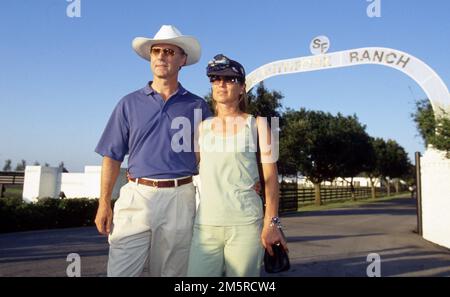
[132,25,201,66]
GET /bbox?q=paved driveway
[270,197,450,277]
[1,197,449,277]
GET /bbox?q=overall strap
[253,116,266,201]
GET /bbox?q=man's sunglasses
[209,76,242,84]
[150,47,184,57]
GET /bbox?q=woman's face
[211,76,245,107]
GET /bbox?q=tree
[3,159,12,171]
[278,133,298,178]
[401,164,416,189]
[412,99,435,146]
[367,137,386,199]
[204,92,214,115]
[412,99,450,157]
[367,138,411,197]
[59,162,69,173]
[281,108,390,204]
[247,82,283,119]
[33,161,40,166]
[333,113,375,200]
[432,115,450,157]
[382,139,411,195]
[281,109,346,205]
[15,159,26,171]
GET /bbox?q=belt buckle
[174,179,178,187]
[152,180,158,188]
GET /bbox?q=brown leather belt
[128,176,192,188]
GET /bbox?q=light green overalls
[187,116,264,277]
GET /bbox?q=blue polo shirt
[95,82,212,179]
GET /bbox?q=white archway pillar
[420,147,450,248]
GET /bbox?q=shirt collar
[143,81,188,97]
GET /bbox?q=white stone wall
[83,166,102,198]
[60,173,85,198]
[421,147,450,249]
[23,166,60,203]
[22,166,127,201]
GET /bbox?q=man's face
[150,43,187,80]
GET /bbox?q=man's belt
[128,176,192,188]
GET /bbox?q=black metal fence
[0,171,25,198]
[0,171,24,184]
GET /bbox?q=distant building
[280,175,382,187]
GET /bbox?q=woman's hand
[261,223,289,256]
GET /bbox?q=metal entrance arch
[245,47,450,115]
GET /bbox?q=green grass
[297,192,411,212]
[2,186,23,199]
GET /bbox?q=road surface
[1,197,449,277]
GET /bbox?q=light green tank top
[195,115,263,226]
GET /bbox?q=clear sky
[0,0,449,172]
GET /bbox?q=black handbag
[264,232,290,273]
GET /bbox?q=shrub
[0,197,100,233]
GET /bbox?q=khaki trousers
[107,181,196,277]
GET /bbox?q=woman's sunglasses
[210,76,242,84]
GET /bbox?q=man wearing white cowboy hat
[94,25,212,277]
